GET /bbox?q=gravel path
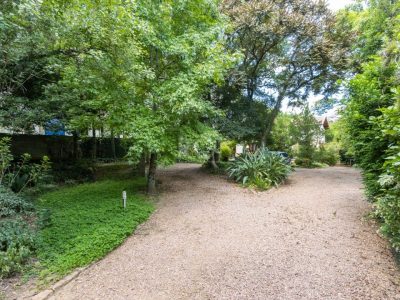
[50,164,400,299]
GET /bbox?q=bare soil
[14,164,400,299]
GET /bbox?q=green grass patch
[35,177,154,281]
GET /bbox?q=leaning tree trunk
[261,95,284,147]
[208,140,220,170]
[209,150,218,170]
[147,152,157,194]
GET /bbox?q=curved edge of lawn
[35,177,154,283]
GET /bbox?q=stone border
[28,266,88,300]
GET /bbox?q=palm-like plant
[227,148,291,190]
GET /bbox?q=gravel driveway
[50,164,400,299]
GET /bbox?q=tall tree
[119,0,232,193]
[291,105,323,162]
[270,113,294,154]
[220,0,351,146]
[0,0,56,132]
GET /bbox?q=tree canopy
[216,0,350,146]
[3,0,394,196]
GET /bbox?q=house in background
[0,121,104,138]
[315,116,330,146]
[319,116,329,130]
[0,125,45,135]
[44,119,66,136]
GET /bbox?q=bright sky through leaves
[282,0,353,116]
[328,0,353,11]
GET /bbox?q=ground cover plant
[35,177,154,281]
[0,134,154,282]
[0,137,50,278]
[227,149,291,190]
[0,218,37,277]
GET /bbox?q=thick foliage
[0,138,49,278]
[314,144,339,166]
[374,96,400,249]
[0,138,51,193]
[0,186,34,218]
[220,0,350,145]
[0,193,36,279]
[0,219,36,278]
[227,149,291,190]
[327,119,355,164]
[220,141,234,161]
[343,57,396,198]
[270,113,294,155]
[338,0,400,250]
[290,106,330,168]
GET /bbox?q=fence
[0,134,128,161]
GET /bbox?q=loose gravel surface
[49,164,400,299]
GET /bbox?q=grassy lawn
[35,177,154,281]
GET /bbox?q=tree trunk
[135,152,146,177]
[147,152,157,194]
[99,126,104,158]
[261,93,285,147]
[92,128,97,160]
[261,130,267,149]
[261,120,275,149]
[209,150,218,170]
[214,140,221,163]
[110,129,116,161]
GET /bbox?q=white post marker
[122,191,127,209]
[235,144,244,156]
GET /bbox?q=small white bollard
[122,191,127,209]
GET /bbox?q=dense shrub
[0,138,51,193]
[339,149,355,165]
[339,2,400,251]
[220,144,232,161]
[0,188,37,278]
[51,160,95,183]
[314,144,339,166]
[0,186,34,217]
[0,137,51,278]
[227,149,291,190]
[294,157,313,168]
[373,99,400,249]
[294,157,329,168]
[176,153,208,164]
[202,160,230,175]
[290,106,323,162]
[342,57,395,199]
[270,113,293,155]
[0,219,36,278]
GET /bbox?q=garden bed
[35,177,154,283]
